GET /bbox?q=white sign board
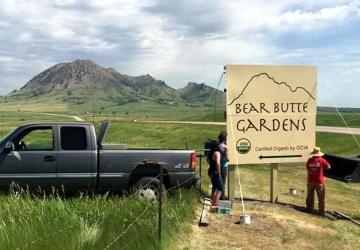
[226,65,317,165]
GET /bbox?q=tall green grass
[0,188,196,250]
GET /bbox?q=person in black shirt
[207,143,224,208]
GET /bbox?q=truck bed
[98,148,196,190]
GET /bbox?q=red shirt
[306,156,331,184]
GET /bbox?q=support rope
[224,72,246,215]
[319,83,360,152]
[214,71,225,121]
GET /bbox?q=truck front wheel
[133,177,166,202]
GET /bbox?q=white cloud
[0,0,359,107]
[267,0,360,31]
[0,20,10,27]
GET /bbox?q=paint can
[289,187,297,195]
[239,214,251,224]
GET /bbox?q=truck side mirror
[4,141,14,154]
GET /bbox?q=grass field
[0,112,75,139]
[102,121,222,150]
[317,112,360,128]
[0,94,223,120]
[0,97,69,112]
[0,102,358,128]
[0,111,359,249]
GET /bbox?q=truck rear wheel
[133,177,166,202]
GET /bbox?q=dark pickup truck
[0,121,198,199]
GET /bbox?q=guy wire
[214,71,225,121]
[222,70,247,215]
[319,83,360,152]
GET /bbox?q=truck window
[61,127,87,150]
[14,128,54,151]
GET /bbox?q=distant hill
[6,60,225,115]
[178,82,223,103]
[12,60,178,101]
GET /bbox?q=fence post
[199,154,202,191]
[158,164,163,242]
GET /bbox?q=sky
[0,0,360,108]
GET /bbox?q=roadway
[140,120,360,135]
[22,112,84,121]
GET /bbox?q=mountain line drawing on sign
[228,72,316,106]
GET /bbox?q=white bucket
[289,187,297,195]
[239,214,251,224]
[204,198,212,206]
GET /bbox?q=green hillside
[0,60,225,116]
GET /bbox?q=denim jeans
[211,172,224,193]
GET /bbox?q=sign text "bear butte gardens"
[235,102,309,133]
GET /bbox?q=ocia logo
[236,138,251,154]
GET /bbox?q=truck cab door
[0,127,57,191]
[56,125,96,192]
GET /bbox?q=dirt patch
[175,201,336,250]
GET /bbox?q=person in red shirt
[306,147,331,215]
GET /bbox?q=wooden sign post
[228,164,236,202]
[270,163,278,203]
